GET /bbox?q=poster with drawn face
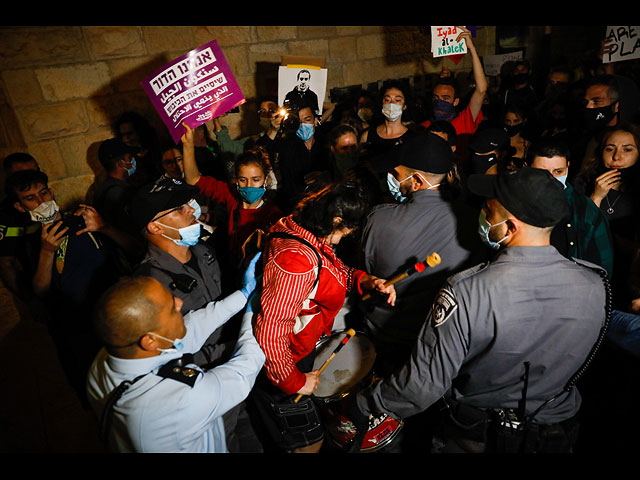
[278,66,327,117]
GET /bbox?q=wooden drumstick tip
[426,252,441,267]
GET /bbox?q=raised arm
[181,122,201,186]
[457,26,487,122]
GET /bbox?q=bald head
[94,276,163,356]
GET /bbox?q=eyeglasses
[150,199,194,223]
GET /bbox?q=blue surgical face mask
[126,157,137,176]
[159,222,201,247]
[296,123,315,142]
[478,209,508,250]
[188,199,202,221]
[387,172,412,202]
[556,174,568,188]
[237,185,266,204]
[148,332,184,354]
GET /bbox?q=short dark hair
[427,120,457,147]
[4,169,49,203]
[3,152,38,174]
[527,137,571,164]
[433,77,459,100]
[293,181,370,238]
[585,74,620,104]
[328,123,359,148]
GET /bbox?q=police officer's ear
[146,221,164,236]
[139,333,159,353]
[504,217,521,239]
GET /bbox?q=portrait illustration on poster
[141,40,246,144]
[278,65,327,117]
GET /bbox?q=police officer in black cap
[468,127,517,175]
[350,167,610,453]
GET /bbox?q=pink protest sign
[142,40,245,144]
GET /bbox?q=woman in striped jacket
[251,181,395,453]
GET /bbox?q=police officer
[350,167,610,453]
[129,178,223,317]
[86,254,264,453]
[361,132,486,376]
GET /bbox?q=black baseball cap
[130,179,199,232]
[469,127,511,154]
[467,167,570,228]
[371,132,454,174]
[98,138,140,164]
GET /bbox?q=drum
[312,331,403,452]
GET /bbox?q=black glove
[346,394,370,453]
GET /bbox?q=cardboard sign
[431,26,467,58]
[483,51,524,77]
[142,40,245,144]
[603,26,640,64]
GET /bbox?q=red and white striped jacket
[254,215,366,395]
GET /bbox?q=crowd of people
[1,26,639,454]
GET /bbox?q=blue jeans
[606,309,640,358]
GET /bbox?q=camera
[277,100,301,133]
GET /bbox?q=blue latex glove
[240,252,262,299]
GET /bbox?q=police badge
[432,285,458,327]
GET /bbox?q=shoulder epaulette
[156,353,202,387]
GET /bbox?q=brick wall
[0,25,496,208]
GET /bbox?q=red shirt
[421,103,483,135]
[254,215,366,395]
[195,175,283,258]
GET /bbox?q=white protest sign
[431,26,467,58]
[603,26,640,64]
[482,51,524,77]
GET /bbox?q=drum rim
[312,330,376,401]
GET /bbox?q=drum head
[312,332,376,399]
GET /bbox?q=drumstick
[293,328,357,403]
[361,252,441,302]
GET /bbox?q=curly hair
[293,180,371,238]
[234,147,272,178]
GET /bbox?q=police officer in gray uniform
[130,179,222,316]
[351,167,610,453]
[361,132,487,375]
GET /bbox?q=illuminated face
[150,200,197,240]
[332,133,358,155]
[383,87,406,106]
[298,107,316,126]
[432,84,457,106]
[504,111,524,127]
[14,182,53,212]
[161,149,183,179]
[602,130,639,170]
[236,163,266,188]
[530,155,569,178]
[585,84,615,109]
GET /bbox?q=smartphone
[52,215,86,235]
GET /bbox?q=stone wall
[0,25,497,208]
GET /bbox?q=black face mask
[504,123,523,137]
[471,153,497,174]
[512,72,530,86]
[582,104,617,131]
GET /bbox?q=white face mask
[28,200,59,224]
[382,103,403,122]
